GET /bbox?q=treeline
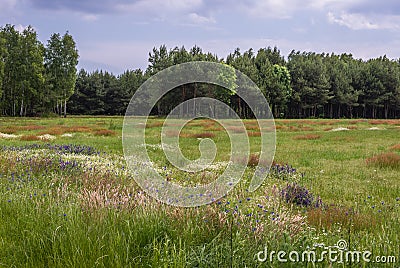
[1,23,399,118]
[0,24,78,116]
[69,45,400,118]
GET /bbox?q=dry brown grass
[38,125,94,136]
[275,125,286,130]
[0,126,19,134]
[204,125,224,131]
[367,119,400,125]
[190,132,215,138]
[146,121,164,128]
[66,126,93,133]
[307,205,378,231]
[287,126,299,132]
[20,135,41,141]
[226,126,246,133]
[165,130,215,139]
[366,152,400,169]
[389,144,400,151]
[93,129,116,136]
[38,127,64,135]
[247,131,261,137]
[299,126,314,131]
[346,125,358,130]
[293,134,321,140]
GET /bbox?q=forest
[1,24,400,119]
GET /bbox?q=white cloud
[116,0,203,14]
[15,24,27,33]
[239,0,298,19]
[236,0,366,19]
[328,12,400,30]
[81,14,99,22]
[307,0,364,10]
[187,13,215,24]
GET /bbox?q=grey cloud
[348,0,400,15]
[29,0,136,14]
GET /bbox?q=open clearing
[0,117,399,267]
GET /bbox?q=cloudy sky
[1,0,400,74]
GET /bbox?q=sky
[1,0,400,74]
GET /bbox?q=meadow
[0,116,399,267]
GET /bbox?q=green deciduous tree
[44,32,78,117]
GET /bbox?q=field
[0,117,399,267]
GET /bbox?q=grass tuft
[366,152,400,169]
[307,205,379,231]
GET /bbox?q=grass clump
[366,152,400,169]
[307,205,379,231]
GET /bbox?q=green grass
[0,116,399,267]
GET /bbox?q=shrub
[280,183,322,207]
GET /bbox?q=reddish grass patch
[366,152,400,169]
[164,130,215,138]
[346,125,358,130]
[146,121,164,128]
[66,126,92,133]
[307,205,378,231]
[367,119,400,125]
[0,126,19,134]
[299,126,314,131]
[38,127,64,135]
[389,144,400,151]
[226,126,246,133]
[93,129,116,136]
[275,125,286,130]
[287,126,299,132]
[293,134,321,140]
[204,125,224,131]
[245,125,260,131]
[191,132,215,138]
[323,127,333,131]
[38,125,94,135]
[368,119,387,125]
[20,135,41,141]
[247,131,261,137]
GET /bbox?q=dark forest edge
[1,24,400,119]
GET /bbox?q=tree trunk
[384,103,389,119]
[64,99,67,118]
[20,99,24,117]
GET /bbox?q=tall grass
[0,117,399,267]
